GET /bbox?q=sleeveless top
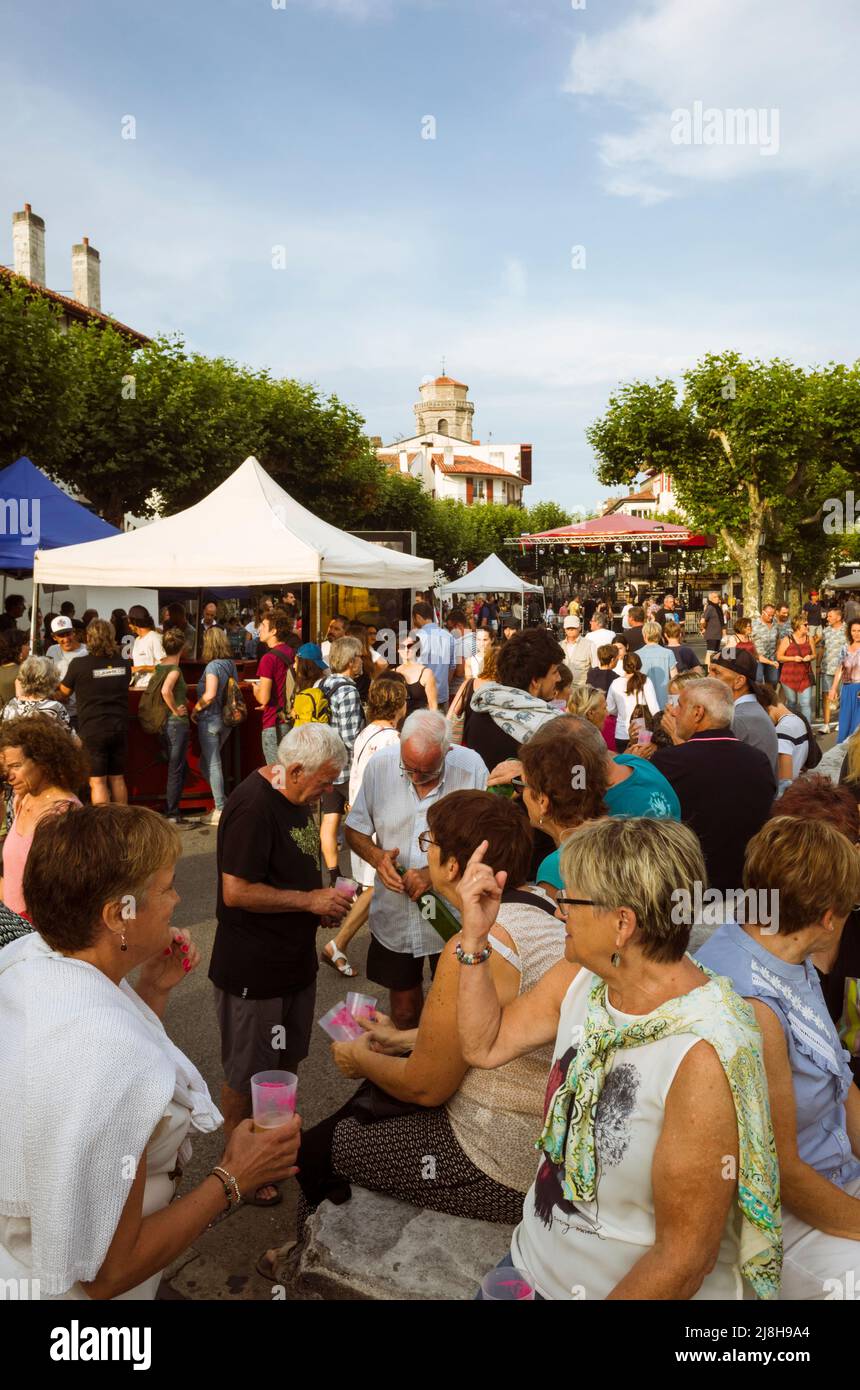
[511,968,743,1300]
[445,891,567,1194]
[839,644,860,684]
[404,672,430,714]
[697,922,860,1187]
[2,796,81,914]
[779,639,812,692]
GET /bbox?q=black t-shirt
[463,709,520,772]
[625,626,646,653]
[210,770,323,998]
[803,601,823,626]
[672,643,700,672]
[586,667,616,694]
[62,653,132,736]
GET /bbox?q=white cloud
[502,255,528,298]
[565,0,860,201]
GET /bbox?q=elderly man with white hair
[345,709,487,1027]
[651,677,776,898]
[210,723,352,1207]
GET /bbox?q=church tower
[414,373,475,443]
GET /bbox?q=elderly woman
[0,804,300,1299]
[257,790,567,1279]
[2,655,70,728]
[0,717,87,914]
[697,816,860,1300]
[458,816,782,1300]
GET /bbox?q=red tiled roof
[0,265,151,345]
[431,453,523,481]
[433,375,467,388]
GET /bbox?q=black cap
[710,647,758,681]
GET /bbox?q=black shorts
[83,724,128,777]
[366,935,441,991]
[320,783,348,816]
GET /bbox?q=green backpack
[138,667,171,735]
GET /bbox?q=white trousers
[778,1175,860,1300]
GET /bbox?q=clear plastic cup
[334,877,358,901]
[637,729,653,746]
[346,991,378,1021]
[250,1070,297,1129]
[480,1266,535,1300]
[318,1002,365,1041]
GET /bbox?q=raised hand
[457,839,507,950]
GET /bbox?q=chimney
[444,444,454,469]
[12,203,46,285]
[72,235,101,311]
[399,449,409,473]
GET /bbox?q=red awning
[512,515,711,549]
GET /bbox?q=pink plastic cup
[346,991,378,1021]
[334,877,358,901]
[319,1002,364,1041]
[251,1070,297,1129]
[480,1266,535,1300]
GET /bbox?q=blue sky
[3,0,859,509]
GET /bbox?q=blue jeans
[198,717,231,810]
[163,717,190,817]
[757,663,779,686]
[783,685,813,721]
[261,722,289,766]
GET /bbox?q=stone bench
[275,1187,515,1300]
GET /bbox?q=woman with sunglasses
[256,790,567,1278]
[396,631,438,716]
[457,816,782,1301]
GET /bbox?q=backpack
[796,712,822,769]
[292,685,331,725]
[222,666,247,727]
[138,667,172,735]
[267,647,295,724]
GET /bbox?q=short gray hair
[18,654,60,699]
[401,709,450,757]
[560,817,707,963]
[276,723,348,775]
[681,676,733,728]
[329,636,363,673]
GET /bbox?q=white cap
[563,615,581,629]
[51,615,73,634]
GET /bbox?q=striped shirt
[345,744,488,956]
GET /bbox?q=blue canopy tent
[0,456,119,637]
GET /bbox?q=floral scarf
[468,682,562,744]
[537,964,783,1300]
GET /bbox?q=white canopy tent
[830,571,860,589]
[438,552,544,626]
[33,457,433,642]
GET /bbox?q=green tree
[0,276,73,467]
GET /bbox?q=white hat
[563,615,581,629]
[51,615,73,634]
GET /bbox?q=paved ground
[156,824,366,1301]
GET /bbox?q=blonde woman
[566,685,607,729]
[192,627,239,826]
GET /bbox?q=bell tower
[414,372,474,442]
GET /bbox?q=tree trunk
[760,552,782,606]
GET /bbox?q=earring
[611,951,621,968]
[120,930,128,953]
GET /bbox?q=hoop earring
[120,930,128,953]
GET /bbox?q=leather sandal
[320,941,358,978]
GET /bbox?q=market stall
[34,456,434,809]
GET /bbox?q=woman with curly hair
[0,717,88,914]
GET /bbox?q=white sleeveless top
[511,968,743,1300]
[445,893,566,1193]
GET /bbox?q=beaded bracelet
[211,1165,242,1210]
[455,942,493,966]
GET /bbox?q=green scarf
[537,964,783,1300]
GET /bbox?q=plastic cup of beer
[480,1266,535,1300]
[334,876,358,901]
[637,729,653,745]
[346,991,378,1022]
[250,1070,297,1130]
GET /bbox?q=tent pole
[30,578,38,652]
[195,588,203,659]
[310,583,321,644]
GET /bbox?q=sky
[2,0,859,510]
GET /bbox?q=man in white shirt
[46,616,89,724]
[560,615,593,686]
[586,613,615,665]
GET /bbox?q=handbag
[347,1078,425,1125]
[448,677,474,746]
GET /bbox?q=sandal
[247,1184,283,1208]
[320,941,358,978]
[255,1242,296,1281]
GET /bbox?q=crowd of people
[1,580,859,1304]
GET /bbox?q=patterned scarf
[468,682,562,744]
[537,964,783,1300]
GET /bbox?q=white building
[601,471,680,519]
[376,374,531,507]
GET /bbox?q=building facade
[377,374,531,507]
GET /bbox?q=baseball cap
[296,642,328,668]
[51,615,73,634]
[563,615,581,629]
[710,647,758,681]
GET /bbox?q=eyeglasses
[555,897,595,918]
[510,775,527,791]
[417,830,435,853]
[400,757,445,784]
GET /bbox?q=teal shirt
[536,755,681,889]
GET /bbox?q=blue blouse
[195,658,237,725]
[697,921,860,1187]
